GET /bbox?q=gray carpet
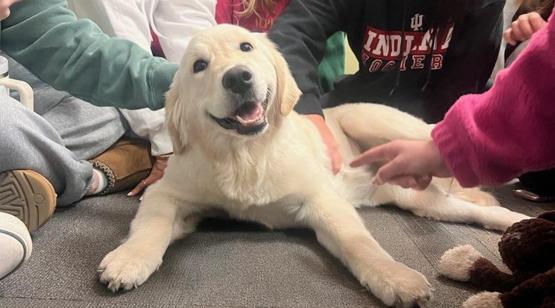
[0,186,553,307]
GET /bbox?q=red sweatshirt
[215,0,288,32]
[431,8,555,187]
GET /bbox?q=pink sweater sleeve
[431,9,555,187]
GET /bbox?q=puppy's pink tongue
[235,102,264,126]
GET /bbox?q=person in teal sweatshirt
[2,0,177,109]
[0,0,179,280]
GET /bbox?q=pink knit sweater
[432,9,555,187]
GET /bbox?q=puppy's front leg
[301,193,431,307]
[99,184,195,291]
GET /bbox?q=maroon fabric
[215,0,289,32]
[150,29,165,58]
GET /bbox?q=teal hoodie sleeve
[0,0,177,110]
[318,32,345,94]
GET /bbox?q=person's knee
[0,101,29,135]
[0,102,39,158]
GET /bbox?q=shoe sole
[0,170,56,232]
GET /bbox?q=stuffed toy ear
[266,39,301,116]
[165,79,188,154]
[439,245,484,281]
[463,292,503,308]
[440,245,519,292]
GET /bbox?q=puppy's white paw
[463,292,502,308]
[362,261,432,307]
[438,245,483,281]
[484,207,530,231]
[98,244,162,292]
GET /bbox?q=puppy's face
[166,25,300,153]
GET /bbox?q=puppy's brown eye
[193,60,208,73]
[240,42,253,52]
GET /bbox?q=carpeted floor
[0,185,553,307]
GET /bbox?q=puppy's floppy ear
[165,77,188,154]
[265,38,301,116]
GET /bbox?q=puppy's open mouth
[209,100,268,135]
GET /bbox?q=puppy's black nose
[222,65,253,94]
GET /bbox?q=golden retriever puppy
[98,25,529,307]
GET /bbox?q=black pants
[519,169,555,196]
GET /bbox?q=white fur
[98,25,529,307]
[463,292,503,308]
[438,245,484,281]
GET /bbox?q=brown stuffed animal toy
[438,211,555,308]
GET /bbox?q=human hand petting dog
[504,12,547,45]
[305,114,342,174]
[128,155,170,197]
[351,140,452,190]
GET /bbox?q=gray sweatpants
[0,58,127,206]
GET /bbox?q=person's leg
[7,57,135,200]
[0,98,94,208]
[41,95,127,161]
[7,55,127,161]
[2,83,122,226]
[0,61,151,279]
[42,94,153,196]
[11,57,152,195]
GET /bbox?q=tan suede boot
[0,170,56,232]
[90,139,153,195]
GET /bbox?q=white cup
[0,56,34,110]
